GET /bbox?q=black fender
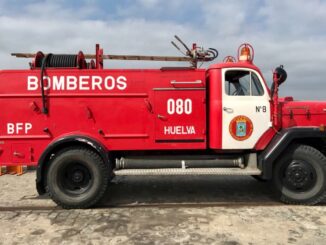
[36,135,109,195]
[258,127,326,180]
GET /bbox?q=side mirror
[271,65,287,97]
[274,65,287,85]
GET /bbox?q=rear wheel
[273,144,326,205]
[46,147,110,209]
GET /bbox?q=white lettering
[163,126,196,135]
[25,123,32,134]
[67,76,77,90]
[27,75,128,91]
[167,98,193,115]
[27,76,38,91]
[92,76,103,90]
[16,123,23,134]
[7,123,33,134]
[167,99,175,115]
[52,76,65,90]
[188,126,195,134]
[117,76,127,90]
[104,76,115,90]
[176,100,183,115]
[184,99,192,115]
[79,76,90,90]
[7,123,15,134]
[164,126,170,135]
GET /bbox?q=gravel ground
[0,172,325,244]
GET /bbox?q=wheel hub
[60,163,92,194]
[72,170,84,183]
[284,160,316,191]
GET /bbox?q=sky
[0,0,326,99]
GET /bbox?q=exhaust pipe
[116,156,244,169]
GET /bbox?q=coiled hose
[42,54,78,68]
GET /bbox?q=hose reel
[32,51,87,69]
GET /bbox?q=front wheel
[46,147,110,209]
[273,144,326,205]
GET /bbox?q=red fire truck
[1,36,326,208]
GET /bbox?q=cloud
[0,0,325,99]
[138,0,160,8]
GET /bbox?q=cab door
[222,68,271,149]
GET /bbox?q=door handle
[13,151,25,158]
[223,107,234,113]
[157,114,167,121]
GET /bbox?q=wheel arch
[258,127,326,180]
[36,135,109,195]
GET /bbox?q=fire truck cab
[1,40,326,208]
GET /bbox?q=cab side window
[225,70,264,96]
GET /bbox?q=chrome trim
[170,80,202,85]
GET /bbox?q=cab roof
[208,61,260,71]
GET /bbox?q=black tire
[273,144,326,205]
[45,147,110,209]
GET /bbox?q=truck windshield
[225,70,264,96]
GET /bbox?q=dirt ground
[0,172,325,245]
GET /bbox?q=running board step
[113,168,261,176]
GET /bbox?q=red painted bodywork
[254,128,276,150]
[207,68,222,149]
[0,68,207,166]
[1,57,325,167]
[280,98,326,128]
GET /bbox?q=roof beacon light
[223,56,236,63]
[238,43,254,63]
